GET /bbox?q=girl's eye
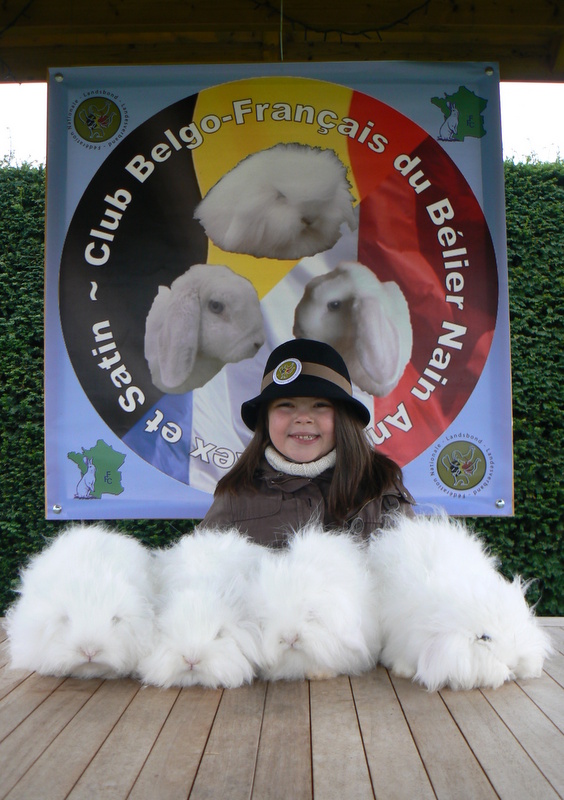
[208,299,225,314]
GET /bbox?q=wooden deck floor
[1,619,563,800]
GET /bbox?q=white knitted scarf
[264,445,337,478]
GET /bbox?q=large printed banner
[45,62,513,519]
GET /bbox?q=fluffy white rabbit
[137,579,261,689]
[293,261,413,396]
[144,263,265,394]
[139,527,263,689]
[194,143,357,260]
[368,513,553,691]
[152,526,263,593]
[247,523,380,682]
[6,524,155,680]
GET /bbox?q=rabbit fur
[194,143,357,260]
[144,263,265,394]
[367,513,553,691]
[6,524,155,680]
[247,523,380,682]
[138,528,263,689]
[293,260,413,396]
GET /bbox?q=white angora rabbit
[293,261,413,396]
[152,526,263,593]
[6,524,155,680]
[138,528,263,689]
[368,513,553,691]
[193,143,357,260]
[144,263,265,394]
[247,523,380,682]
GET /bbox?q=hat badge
[273,358,302,384]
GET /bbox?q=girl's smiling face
[267,397,335,463]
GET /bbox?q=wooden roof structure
[1,0,564,84]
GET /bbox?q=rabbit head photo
[293,260,413,396]
[194,142,357,260]
[144,263,265,394]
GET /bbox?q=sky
[0,80,563,164]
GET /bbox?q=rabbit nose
[183,656,200,669]
[80,646,101,662]
[282,634,300,648]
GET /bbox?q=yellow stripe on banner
[191,76,356,298]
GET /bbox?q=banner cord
[280,0,284,61]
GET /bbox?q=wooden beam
[1,0,563,82]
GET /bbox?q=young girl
[200,338,415,546]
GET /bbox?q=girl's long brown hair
[214,400,403,523]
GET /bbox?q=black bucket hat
[241,338,371,430]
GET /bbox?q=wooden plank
[0,671,65,741]
[0,663,31,703]
[547,626,564,653]
[442,685,561,800]
[390,675,498,800]
[0,635,12,668]
[482,680,564,797]
[3,0,564,30]
[310,675,374,800]
[4,679,140,800]
[544,651,564,690]
[66,685,181,800]
[517,672,564,733]
[0,677,103,798]
[252,680,312,800]
[351,668,435,800]
[188,681,267,800]
[0,42,562,82]
[0,648,11,670]
[127,686,222,800]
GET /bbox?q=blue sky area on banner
[1,80,563,165]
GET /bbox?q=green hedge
[0,158,563,616]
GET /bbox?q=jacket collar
[264,445,337,477]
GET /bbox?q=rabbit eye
[327,300,341,311]
[208,300,225,314]
[112,615,122,625]
[215,627,226,640]
[477,633,492,642]
[60,614,70,625]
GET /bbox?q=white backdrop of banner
[44,61,513,520]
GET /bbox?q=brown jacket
[199,460,415,547]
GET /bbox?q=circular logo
[74,97,122,143]
[273,359,302,384]
[58,76,499,487]
[436,441,487,491]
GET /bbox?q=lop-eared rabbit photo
[293,261,413,396]
[144,263,265,394]
[194,142,357,260]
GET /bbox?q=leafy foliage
[469,160,564,615]
[0,159,563,616]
